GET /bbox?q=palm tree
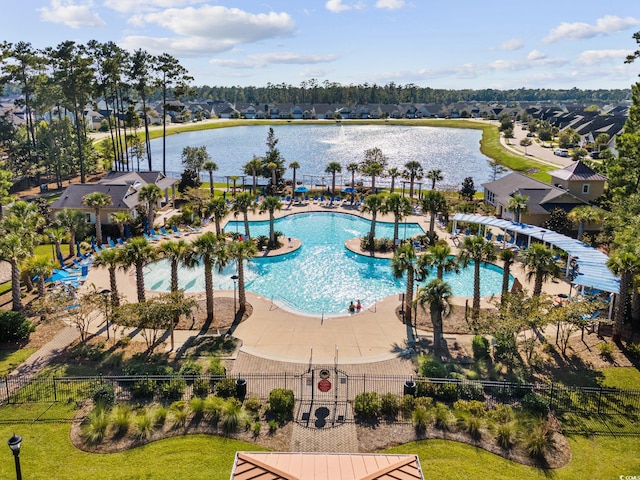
[45,226,66,265]
[82,192,112,245]
[498,248,516,301]
[243,156,263,195]
[426,169,444,190]
[403,161,423,199]
[326,162,342,196]
[416,278,452,353]
[391,242,420,341]
[607,251,640,341]
[347,162,359,188]
[520,243,561,297]
[92,247,122,307]
[507,194,529,223]
[203,160,218,196]
[120,236,156,302]
[228,240,258,313]
[231,192,256,238]
[205,197,228,237]
[56,208,87,257]
[109,211,132,241]
[23,256,54,298]
[386,167,401,194]
[385,193,412,245]
[289,161,300,198]
[568,205,603,241]
[157,239,197,350]
[0,233,29,310]
[421,243,458,280]
[458,235,496,321]
[361,193,385,245]
[192,232,228,321]
[138,184,162,234]
[259,196,283,247]
[267,161,278,191]
[420,190,447,243]
[362,161,384,191]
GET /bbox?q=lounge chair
[485,232,493,241]
[144,232,159,242]
[493,234,504,245]
[172,225,183,236]
[160,227,175,237]
[79,252,93,263]
[116,238,125,246]
[108,239,117,248]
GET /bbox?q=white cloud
[141,6,295,43]
[105,0,206,14]
[210,52,338,69]
[527,50,546,61]
[497,38,524,51]
[39,0,105,28]
[120,35,235,56]
[576,49,633,66]
[543,15,640,44]
[375,0,405,10]
[325,0,352,13]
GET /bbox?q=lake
[148,124,501,189]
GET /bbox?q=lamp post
[540,229,546,246]
[100,289,111,341]
[7,433,22,480]
[231,275,239,320]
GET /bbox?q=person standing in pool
[348,301,355,313]
[356,300,362,311]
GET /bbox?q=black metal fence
[2,372,640,420]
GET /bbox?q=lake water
[148,124,501,189]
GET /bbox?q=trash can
[403,380,416,396]
[236,378,247,400]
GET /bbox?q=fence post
[549,383,555,411]
[597,387,603,415]
[4,376,9,402]
[53,377,57,402]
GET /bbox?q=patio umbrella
[294,185,309,193]
[341,187,356,194]
[45,269,70,283]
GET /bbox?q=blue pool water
[144,212,510,316]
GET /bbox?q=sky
[3,0,640,90]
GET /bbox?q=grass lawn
[0,403,267,480]
[0,348,36,376]
[385,435,640,480]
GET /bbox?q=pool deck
[78,200,573,365]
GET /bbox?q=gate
[297,366,350,428]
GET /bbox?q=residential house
[548,160,607,204]
[50,171,179,229]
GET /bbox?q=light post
[231,275,239,320]
[100,289,111,341]
[7,433,22,480]
[540,229,546,246]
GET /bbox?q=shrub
[92,383,116,409]
[169,401,189,429]
[489,404,515,424]
[433,403,454,431]
[434,383,459,403]
[419,356,447,378]
[192,378,210,398]
[215,378,237,398]
[83,407,109,444]
[459,382,485,401]
[204,397,225,424]
[131,379,156,399]
[460,414,482,440]
[244,396,263,414]
[453,400,486,417]
[110,405,132,436]
[158,378,186,400]
[354,392,381,420]
[268,419,279,433]
[412,405,432,433]
[524,421,555,459]
[497,422,517,450]
[134,410,155,440]
[152,406,168,427]
[598,341,615,362]
[380,393,400,419]
[252,421,262,436]
[221,399,244,434]
[400,394,416,419]
[268,388,295,422]
[472,335,491,361]
[626,342,640,359]
[189,397,206,419]
[208,356,227,376]
[521,393,549,415]
[0,311,34,342]
[179,360,203,377]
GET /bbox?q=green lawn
[0,348,36,376]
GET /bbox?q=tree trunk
[404,269,414,326]
[204,262,214,320]
[243,213,250,238]
[431,305,443,353]
[135,262,146,302]
[95,208,103,245]
[109,267,120,307]
[472,262,481,320]
[238,260,247,312]
[11,261,22,311]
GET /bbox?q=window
[582,184,590,195]
[486,191,495,205]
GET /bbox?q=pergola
[452,214,620,315]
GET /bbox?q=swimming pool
[144,212,510,316]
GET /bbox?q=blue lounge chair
[79,252,93,263]
[108,239,117,248]
[485,232,493,241]
[144,232,159,242]
[160,227,173,237]
[493,234,504,245]
[116,238,125,246]
[172,225,183,236]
